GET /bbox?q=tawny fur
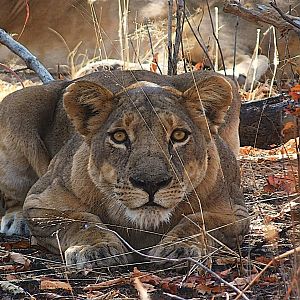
[0,70,249,267]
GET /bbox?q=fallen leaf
[40,279,73,292]
[264,275,278,283]
[0,265,17,272]
[131,267,161,286]
[84,278,128,291]
[161,281,178,294]
[263,173,296,194]
[196,283,213,294]
[0,240,31,251]
[194,61,204,70]
[9,252,31,270]
[5,274,18,281]
[264,224,279,243]
[219,268,232,277]
[289,84,300,101]
[255,256,273,265]
[150,53,159,73]
[231,275,258,287]
[281,121,296,138]
[215,257,238,265]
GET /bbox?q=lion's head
[63,73,233,229]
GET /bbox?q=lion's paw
[148,242,203,266]
[65,242,128,269]
[0,209,30,236]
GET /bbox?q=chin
[124,206,172,230]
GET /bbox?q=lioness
[0,70,249,267]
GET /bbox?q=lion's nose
[129,176,172,197]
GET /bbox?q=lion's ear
[63,80,114,137]
[183,75,233,134]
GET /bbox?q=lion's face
[63,75,233,229]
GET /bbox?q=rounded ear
[63,80,114,137]
[183,75,233,134]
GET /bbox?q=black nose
[129,176,172,197]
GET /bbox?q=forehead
[119,81,185,113]
[110,82,189,128]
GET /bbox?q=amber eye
[170,129,190,143]
[111,130,128,144]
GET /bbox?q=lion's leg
[0,143,38,236]
[148,205,249,261]
[23,180,129,268]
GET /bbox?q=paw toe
[0,211,30,236]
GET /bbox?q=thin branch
[145,21,163,75]
[172,0,184,75]
[270,1,300,31]
[223,0,300,35]
[184,15,215,70]
[0,28,53,83]
[233,15,239,78]
[205,0,226,74]
[0,63,24,88]
[167,0,174,75]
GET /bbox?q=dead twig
[167,0,174,75]
[205,0,226,74]
[0,63,24,88]
[184,15,215,70]
[0,28,53,83]
[145,21,162,75]
[223,0,300,35]
[172,0,184,75]
[270,1,300,31]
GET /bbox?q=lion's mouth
[143,201,161,207]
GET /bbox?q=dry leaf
[132,267,161,286]
[264,224,279,243]
[84,278,128,291]
[150,53,158,73]
[1,240,31,251]
[289,84,300,101]
[281,121,296,138]
[8,252,31,271]
[161,281,178,294]
[0,265,17,272]
[255,256,272,265]
[5,274,18,281]
[194,61,204,70]
[264,275,278,283]
[216,257,238,265]
[263,173,296,194]
[231,275,258,287]
[40,279,73,292]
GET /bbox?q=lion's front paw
[65,241,128,269]
[0,208,30,236]
[149,241,203,260]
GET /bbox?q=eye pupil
[171,129,189,143]
[112,130,128,143]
